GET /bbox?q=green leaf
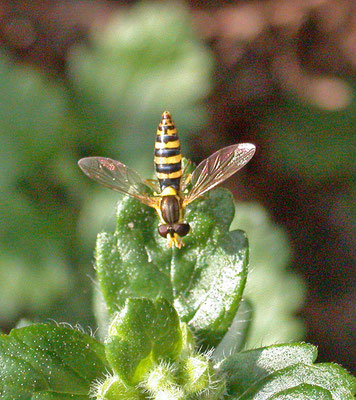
[96,188,249,348]
[32,394,88,400]
[268,384,333,399]
[105,298,182,386]
[93,374,143,400]
[212,299,253,362]
[220,343,356,399]
[0,324,109,400]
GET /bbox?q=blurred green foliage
[0,53,75,322]
[68,2,212,172]
[231,203,305,348]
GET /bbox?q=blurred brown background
[0,0,354,373]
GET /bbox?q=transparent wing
[144,178,161,193]
[78,157,158,208]
[182,143,256,206]
[180,159,194,191]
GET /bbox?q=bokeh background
[0,0,354,373]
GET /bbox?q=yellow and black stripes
[154,111,182,191]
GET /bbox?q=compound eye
[173,223,190,237]
[158,224,170,238]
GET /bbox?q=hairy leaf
[0,324,109,400]
[96,188,248,348]
[220,343,356,399]
[105,298,182,385]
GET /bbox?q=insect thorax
[160,195,181,224]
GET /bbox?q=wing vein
[78,157,158,208]
[183,144,255,206]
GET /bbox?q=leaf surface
[220,343,356,399]
[105,298,182,385]
[0,324,109,400]
[96,188,249,348]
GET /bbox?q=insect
[78,111,255,248]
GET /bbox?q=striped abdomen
[154,111,182,191]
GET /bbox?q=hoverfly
[78,111,255,248]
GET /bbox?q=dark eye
[158,224,171,238]
[173,223,190,237]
